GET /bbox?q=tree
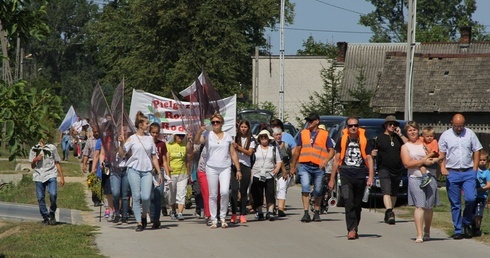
[296,63,342,125]
[296,36,338,59]
[344,67,377,118]
[0,81,62,160]
[88,0,295,100]
[24,0,100,114]
[359,0,486,43]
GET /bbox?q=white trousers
[206,165,231,221]
[169,174,188,205]
[276,176,290,200]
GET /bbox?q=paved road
[91,186,490,258]
[1,174,490,257]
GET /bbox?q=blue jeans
[298,164,324,197]
[35,177,58,219]
[150,173,164,222]
[446,169,477,234]
[111,169,130,219]
[61,135,71,160]
[127,167,153,223]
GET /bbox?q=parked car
[251,121,298,138]
[332,118,408,207]
[237,109,273,131]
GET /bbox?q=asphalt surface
[2,177,490,258]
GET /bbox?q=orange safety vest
[339,128,368,166]
[299,129,329,166]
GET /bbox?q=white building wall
[252,55,341,128]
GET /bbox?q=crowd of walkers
[31,111,490,242]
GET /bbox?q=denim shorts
[298,163,324,197]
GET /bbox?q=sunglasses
[211,121,221,125]
[347,124,359,128]
[387,122,398,127]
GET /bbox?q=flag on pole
[58,106,77,132]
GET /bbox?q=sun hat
[382,115,399,128]
[258,129,274,140]
[318,124,326,130]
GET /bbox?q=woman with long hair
[196,113,240,228]
[117,111,162,232]
[230,120,256,223]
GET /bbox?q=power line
[312,0,366,15]
[285,27,372,34]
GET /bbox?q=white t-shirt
[123,134,156,171]
[238,136,255,167]
[205,131,233,168]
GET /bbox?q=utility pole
[278,0,285,121]
[404,0,417,121]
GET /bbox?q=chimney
[460,26,472,44]
[336,42,348,62]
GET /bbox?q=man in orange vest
[328,117,374,240]
[290,113,334,222]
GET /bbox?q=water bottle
[362,186,371,203]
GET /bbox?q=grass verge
[397,188,490,244]
[0,220,103,257]
[0,174,90,211]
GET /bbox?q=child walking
[473,149,490,237]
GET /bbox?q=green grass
[397,188,490,244]
[0,220,103,257]
[0,174,90,211]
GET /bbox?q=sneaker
[135,224,143,232]
[473,229,482,237]
[206,218,213,226]
[255,212,264,221]
[423,233,431,241]
[230,214,237,223]
[195,210,202,219]
[162,208,168,217]
[141,218,148,229]
[152,220,161,229]
[387,211,396,225]
[177,213,184,221]
[42,218,50,225]
[221,219,228,228]
[113,215,121,225]
[347,230,356,240]
[301,213,311,223]
[104,209,110,218]
[277,210,286,217]
[128,208,134,217]
[266,212,275,221]
[48,213,56,225]
[313,211,321,222]
[239,215,247,223]
[107,212,114,222]
[210,220,218,229]
[121,218,128,224]
[419,175,432,188]
[171,211,177,220]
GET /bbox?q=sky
[267,0,490,55]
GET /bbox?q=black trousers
[230,163,252,215]
[251,176,275,211]
[340,176,366,232]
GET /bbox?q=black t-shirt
[335,137,372,179]
[372,133,404,172]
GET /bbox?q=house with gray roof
[338,27,490,129]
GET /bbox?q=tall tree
[24,0,100,114]
[296,64,342,125]
[88,0,295,100]
[296,36,338,59]
[344,67,377,118]
[359,0,486,42]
